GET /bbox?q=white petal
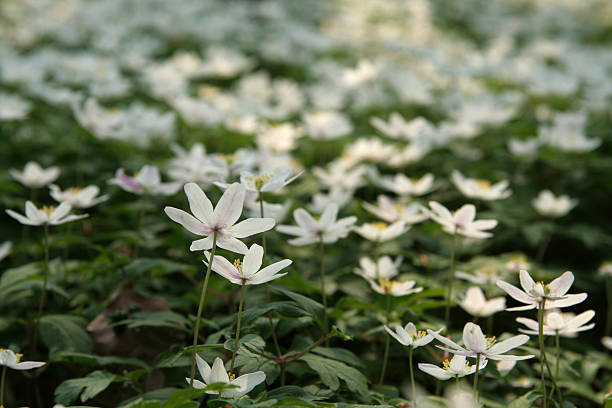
[216,236,248,254]
[487,335,529,356]
[242,244,264,278]
[248,259,292,285]
[213,183,246,229]
[548,271,574,297]
[185,183,214,225]
[208,357,230,384]
[418,363,453,380]
[165,207,211,236]
[229,218,275,238]
[231,371,266,395]
[463,323,487,353]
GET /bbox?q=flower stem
[1,365,7,408]
[189,230,217,387]
[409,346,416,407]
[378,294,391,385]
[134,195,145,258]
[32,224,50,354]
[444,231,457,330]
[539,301,564,406]
[606,277,612,337]
[230,283,247,374]
[473,353,481,400]
[555,332,560,384]
[319,237,329,340]
[538,300,548,408]
[259,191,282,358]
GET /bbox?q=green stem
[32,224,50,353]
[1,365,7,408]
[259,191,267,257]
[444,231,457,330]
[606,277,612,337]
[319,237,328,338]
[536,231,552,264]
[134,195,145,258]
[378,294,391,385]
[189,230,217,387]
[539,302,564,405]
[473,353,481,401]
[409,346,416,407]
[555,332,560,385]
[538,300,548,408]
[230,283,247,374]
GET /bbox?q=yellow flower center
[219,153,236,164]
[371,222,388,231]
[379,278,394,293]
[392,203,404,212]
[41,205,56,216]
[412,330,427,340]
[228,372,236,381]
[244,174,273,190]
[66,187,82,194]
[474,179,491,189]
[442,359,451,369]
[233,259,243,275]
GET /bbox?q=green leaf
[301,354,369,401]
[162,388,207,408]
[271,287,325,330]
[113,310,190,332]
[155,344,224,368]
[508,391,540,408]
[40,314,93,353]
[54,370,117,405]
[53,352,148,369]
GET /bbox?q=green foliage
[40,314,93,353]
[55,370,117,405]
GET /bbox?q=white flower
[0,349,45,370]
[362,196,428,225]
[368,278,422,297]
[370,112,413,140]
[6,202,88,226]
[165,183,275,254]
[246,200,291,223]
[419,355,488,381]
[532,190,577,218]
[341,138,395,165]
[496,360,516,375]
[451,170,511,201]
[0,241,12,262]
[429,322,534,361]
[354,256,401,280]
[167,143,228,185]
[240,169,301,195]
[458,287,506,317]
[496,270,587,311]
[313,162,368,191]
[310,187,354,213]
[379,174,435,197]
[302,111,353,140]
[516,310,595,338]
[508,138,539,157]
[0,93,31,120]
[256,123,302,152]
[49,185,109,209]
[602,337,612,350]
[384,322,441,348]
[109,165,182,196]
[277,203,357,246]
[354,221,408,242]
[187,356,265,398]
[425,202,497,239]
[205,244,291,285]
[10,161,60,188]
[598,262,612,277]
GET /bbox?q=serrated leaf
[53,351,148,369]
[271,287,325,330]
[54,370,116,405]
[40,314,93,353]
[301,354,369,401]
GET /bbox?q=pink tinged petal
[428,330,468,353]
[155,182,183,195]
[186,378,207,389]
[213,183,246,228]
[418,363,453,380]
[519,270,536,293]
[428,201,452,221]
[190,236,214,251]
[49,202,72,222]
[6,209,39,226]
[184,183,214,225]
[496,280,535,305]
[488,335,529,355]
[384,325,410,346]
[567,310,595,329]
[454,204,476,226]
[196,354,212,383]
[449,355,467,373]
[137,165,161,187]
[248,259,292,285]
[288,236,318,246]
[506,304,537,312]
[463,323,487,353]
[294,208,320,233]
[52,214,88,226]
[231,371,266,395]
[486,354,534,361]
[242,244,264,278]
[208,357,230,384]
[165,207,211,236]
[204,254,243,284]
[229,218,275,238]
[276,225,306,236]
[548,271,574,297]
[546,293,587,309]
[319,203,339,227]
[11,361,46,370]
[516,317,540,332]
[216,236,248,254]
[471,219,498,230]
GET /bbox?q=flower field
[1,0,612,407]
